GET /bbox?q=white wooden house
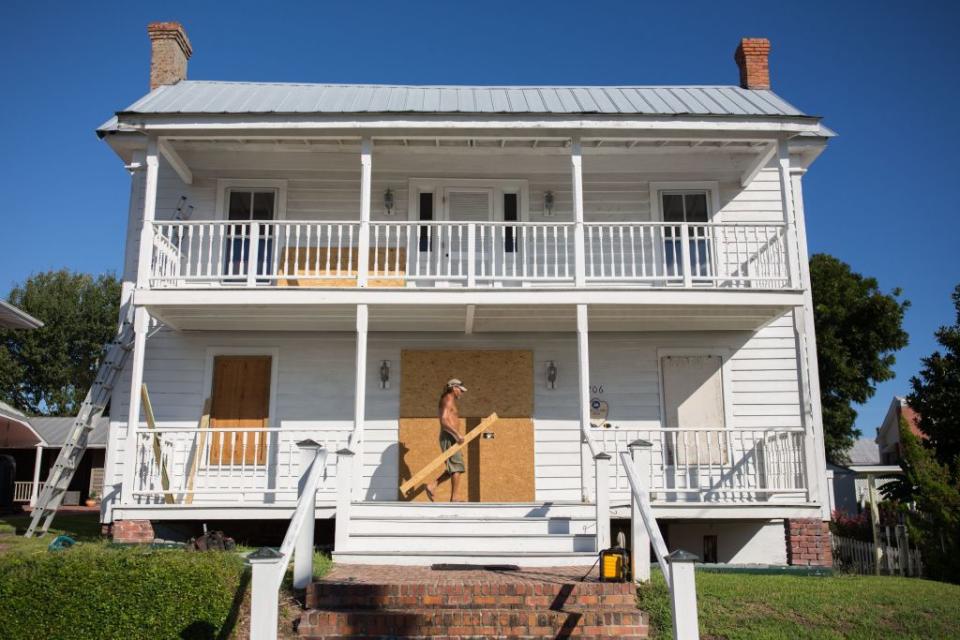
[97,23,835,566]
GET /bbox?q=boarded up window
[661,355,727,465]
[209,356,271,465]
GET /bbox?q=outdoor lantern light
[546,360,558,389]
[379,360,391,389]
[544,191,555,216]
[384,188,395,215]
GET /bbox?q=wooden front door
[398,350,535,502]
[209,356,272,465]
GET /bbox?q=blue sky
[0,1,957,436]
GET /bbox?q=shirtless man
[425,379,467,502]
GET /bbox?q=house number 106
[590,385,604,394]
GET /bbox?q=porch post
[776,139,801,289]
[334,448,355,552]
[358,137,372,287]
[135,137,160,289]
[29,444,43,507]
[629,440,652,582]
[121,306,150,504]
[352,304,368,500]
[571,138,586,287]
[594,452,611,550]
[576,303,592,502]
[293,440,322,590]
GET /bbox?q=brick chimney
[147,22,192,91]
[734,38,771,90]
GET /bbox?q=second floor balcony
[149,219,796,291]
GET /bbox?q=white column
[790,168,830,519]
[776,139,802,288]
[629,440,652,582]
[248,547,283,640]
[667,550,700,640]
[594,452,611,550]
[358,138,372,287]
[334,448,356,552]
[135,138,160,289]
[121,306,150,504]
[29,444,43,507]
[576,303,592,502]
[352,304,368,500]
[293,440,322,590]
[571,138,586,287]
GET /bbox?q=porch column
[29,444,43,507]
[790,167,829,518]
[352,304,369,500]
[576,304,592,502]
[358,138,372,287]
[571,138,586,287]
[776,139,802,289]
[121,306,150,504]
[135,138,160,290]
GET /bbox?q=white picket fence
[832,533,924,577]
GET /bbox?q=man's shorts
[439,430,465,474]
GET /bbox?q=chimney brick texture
[148,22,192,91]
[734,38,771,90]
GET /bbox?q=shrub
[0,544,247,640]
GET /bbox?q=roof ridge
[177,79,758,90]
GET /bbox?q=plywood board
[209,356,271,465]
[277,246,406,287]
[399,350,534,502]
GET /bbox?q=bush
[0,544,247,640]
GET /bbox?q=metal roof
[0,300,43,330]
[29,417,110,448]
[847,437,882,466]
[114,80,812,118]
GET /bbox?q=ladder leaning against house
[24,317,136,537]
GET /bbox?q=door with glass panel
[224,189,276,282]
[661,191,713,283]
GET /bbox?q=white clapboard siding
[107,320,803,505]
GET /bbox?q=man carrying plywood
[425,379,467,502]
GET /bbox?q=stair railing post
[628,439,653,582]
[293,440,322,590]
[334,448,356,552]
[594,452,611,551]
[248,547,283,640]
[667,550,700,640]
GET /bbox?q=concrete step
[332,550,599,567]
[346,532,597,553]
[298,607,648,639]
[350,500,596,520]
[350,515,597,536]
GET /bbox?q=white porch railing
[13,481,41,503]
[600,427,808,502]
[148,220,793,290]
[128,427,349,504]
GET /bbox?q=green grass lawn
[638,569,960,640]
[0,511,102,553]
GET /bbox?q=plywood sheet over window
[661,354,728,465]
[209,356,271,465]
[398,350,534,502]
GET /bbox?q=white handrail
[248,443,328,640]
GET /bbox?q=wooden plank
[141,384,174,505]
[183,398,211,505]
[209,356,271,465]
[399,412,498,496]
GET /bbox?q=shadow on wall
[366,442,400,501]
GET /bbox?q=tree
[810,254,909,463]
[0,270,120,416]
[909,284,960,479]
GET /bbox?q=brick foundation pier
[785,518,832,567]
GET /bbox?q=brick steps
[299,566,648,639]
[298,607,647,639]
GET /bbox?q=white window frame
[201,346,281,469]
[215,179,288,221]
[407,178,529,222]
[649,181,721,222]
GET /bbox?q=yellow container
[600,548,628,582]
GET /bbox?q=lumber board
[141,384,174,505]
[183,398,211,505]
[399,412,498,496]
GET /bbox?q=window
[660,190,713,280]
[703,535,718,564]
[224,189,277,279]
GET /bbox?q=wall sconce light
[384,188,395,215]
[543,191,555,216]
[379,360,391,389]
[546,360,558,390]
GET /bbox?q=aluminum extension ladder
[25,317,136,537]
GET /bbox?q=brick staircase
[298,565,648,639]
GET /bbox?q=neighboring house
[96,23,835,567]
[877,396,923,464]
[0,401,108,507]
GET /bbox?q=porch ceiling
[145,301,794,333]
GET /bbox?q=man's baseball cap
[445,378,467,392]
